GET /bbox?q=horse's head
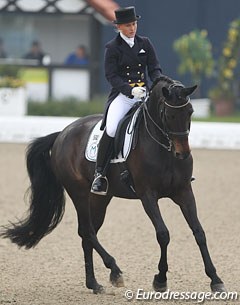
[161,82,197,159]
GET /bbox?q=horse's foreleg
[172,188,226,292]
[141,191,170,292]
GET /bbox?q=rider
[91,6,163,195]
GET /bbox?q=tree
[173,30,214,97]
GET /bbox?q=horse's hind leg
[172,188,226,292]
[81,237,103,293]
[141,191,170,292]
[90,195,124,288]
[75,201,103,293]
[73,192,123,293]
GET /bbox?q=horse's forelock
[149,77,186,109]
[150,75,182,93]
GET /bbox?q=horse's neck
[147,84,164,123]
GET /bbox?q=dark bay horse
[1,76,226,294]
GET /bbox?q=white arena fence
[0,116,240,150]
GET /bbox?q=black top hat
[113,6,141,24]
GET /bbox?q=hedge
[27,97,107,117]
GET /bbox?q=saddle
[85,102,143,163]
[85,102,143,194]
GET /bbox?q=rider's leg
[91,94,137,195]
[91,131,114,195]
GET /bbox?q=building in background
[1,0,240,101]
[101,0,240,102]
[0,0,118,101]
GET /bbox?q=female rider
[91,6,163,195]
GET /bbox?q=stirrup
[91,173,109,195]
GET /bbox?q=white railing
[0,116,240,150]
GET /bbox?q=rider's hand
[131,87,146,99]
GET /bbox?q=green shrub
[0,65,25,88]
[27,97,107,117]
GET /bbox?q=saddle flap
[114,102,142,157]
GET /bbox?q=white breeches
[106,93,140,137]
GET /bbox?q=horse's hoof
[153,275,167,292]
[211,283,227,293]
[93,284,105,294]
[110,273,124,287]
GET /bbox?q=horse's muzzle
[172,137,190,159]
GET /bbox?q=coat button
[127,72,130,75]
[137,71,140,74]
[138,63,142,67]
[138,80,141,82]
[128,80,131,82]
[126,66,130,69]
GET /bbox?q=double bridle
[142,89,191,152]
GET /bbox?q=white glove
[131,87,146,99]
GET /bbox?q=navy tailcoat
[101,33,162,129]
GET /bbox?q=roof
[86,0,119,23]
[0,0,120,24]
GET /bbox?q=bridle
[142,88,191,151]
[163,97,191,137]
[164,97,190,109]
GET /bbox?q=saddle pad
[85,107,141,163]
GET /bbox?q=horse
[0,76,226,294]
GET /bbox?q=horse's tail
[1,132,65,249]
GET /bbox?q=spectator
[23,40,46,64]
[64,45,89,66]
[0,38,7,58]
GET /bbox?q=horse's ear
[182,85,198,97]
[162,87,170,99]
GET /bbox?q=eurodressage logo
[89,142,98,159]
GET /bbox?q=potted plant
[173,29,214,98]
[208,18,240,116]
[208,84,235,116]
[0,65,27,116]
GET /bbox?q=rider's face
[117,21,137,38]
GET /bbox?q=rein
[141,91,190,151]
[142,95,172,151]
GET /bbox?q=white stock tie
[120,32,135,48]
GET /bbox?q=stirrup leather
[91,173,109,195]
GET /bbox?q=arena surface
[0,143,239,304]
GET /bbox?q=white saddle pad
[85,107,141,163]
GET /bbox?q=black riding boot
[91,131,114,195]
